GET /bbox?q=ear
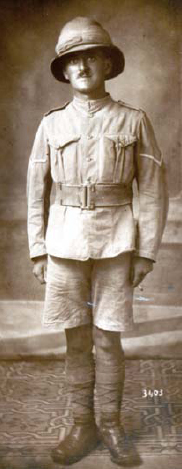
[63,67,69,81]
[104,57,112,78]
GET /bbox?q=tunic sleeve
[134,111,169,261]
[27,118,52,259]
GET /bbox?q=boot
[100,413,141,466]
[96,358,141,466]
[51,352,99,465]
[51,413,99,465]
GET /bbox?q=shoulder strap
[118,100,142,112]
[44,102,70,116]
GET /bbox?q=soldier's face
[63,49,112,96]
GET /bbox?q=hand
[130,256,153,288]
[33,256,47,284]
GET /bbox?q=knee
[65,325,93,357]
[93,326,124,358]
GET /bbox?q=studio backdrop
[0,0,181,357]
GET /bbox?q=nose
[78,57,89,70]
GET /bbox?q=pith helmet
[51,16,125,82]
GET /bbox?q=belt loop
[80,184,95,210]
[87,183,95,210]
[59,182,62,205]
[82,185,87,209]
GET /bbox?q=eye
[65,55,79,66]
[69,57,79,65]
[87,55,96,63]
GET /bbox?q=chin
[77,86,95,93]
[75,80,95,92]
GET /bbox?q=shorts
[43,253,134,332]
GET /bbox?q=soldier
[27,17,168,466]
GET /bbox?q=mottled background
[0,0,181,354]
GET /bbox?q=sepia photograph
[0,0,182,468]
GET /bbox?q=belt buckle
[80,184,95,210]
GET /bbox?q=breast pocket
[49,135,80,183]
[113,135,137,184]
[98,134,137,183]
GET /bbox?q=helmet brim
[50,44,125,83]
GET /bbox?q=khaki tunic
[27,94,168,262]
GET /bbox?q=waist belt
[55,183,132,210]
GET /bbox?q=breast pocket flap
[118,135,137,147]
[49,135,81,149]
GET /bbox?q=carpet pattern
[0,359,182,468]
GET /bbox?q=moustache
[77,72,91,78]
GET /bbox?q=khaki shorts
[43,253,134,332]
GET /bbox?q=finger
[39,276,46,284]
[130,257,136,284]
[33,269,38,278]
[130,264,134,284]
[33,268,45,284]
[132,273,145,288]
[36,273,46,284]
[44,266,47,283]
[134,271,149,287]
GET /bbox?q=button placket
[85,135,95,163]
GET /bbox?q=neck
[73,87,108,101]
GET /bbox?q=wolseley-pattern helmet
[51,16,125,82]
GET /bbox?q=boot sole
[111,453,142,467]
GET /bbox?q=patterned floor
[0,359,182,468]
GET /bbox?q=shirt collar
[72,93,112,115]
